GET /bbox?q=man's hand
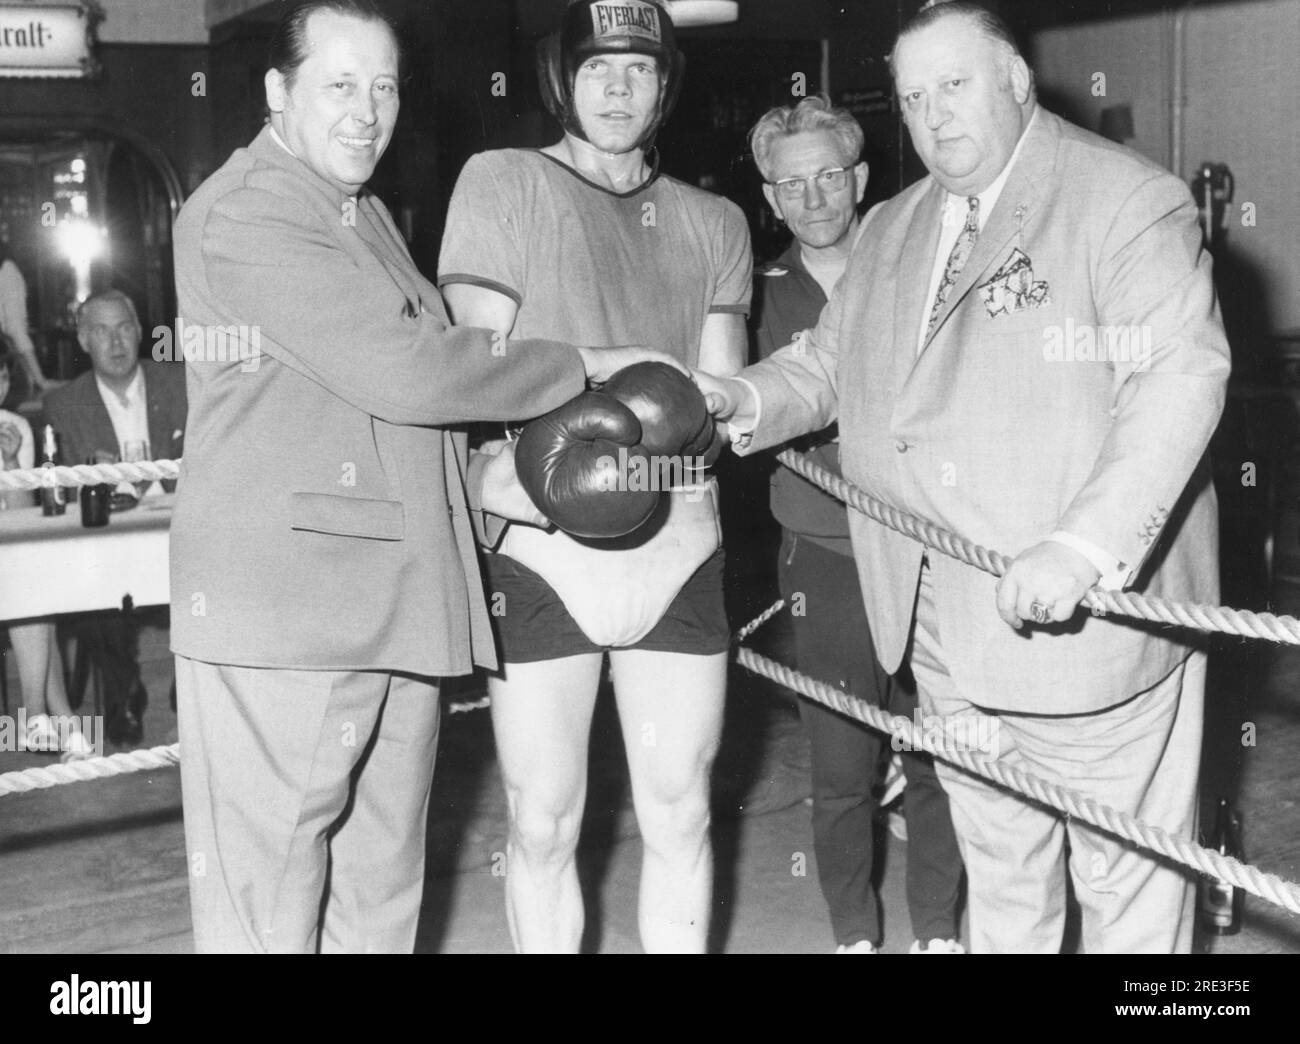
[995,540,1101,629]
[691,369,750,422]
[478,439,550,528]
[577,346,689,384]
[0,421,22,466]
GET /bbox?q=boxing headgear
[537,0,686,152]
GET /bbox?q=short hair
[749,95,864,183]
[267,0,401,88]
[888,1,1025,73]
[75,289,140,331]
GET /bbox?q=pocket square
[978,247,1050,318]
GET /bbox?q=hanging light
[663,1,739,28]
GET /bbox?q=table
[0,495,172,622]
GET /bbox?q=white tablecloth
[0,495,171,621]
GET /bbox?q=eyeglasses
[771,167,852,199]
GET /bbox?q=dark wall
[199,0,918,272]
[195,0,929,274]
[0,44,214,197]
[0,44,215,366]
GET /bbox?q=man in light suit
[171,0,667,953]
[697,0,1230,953]
[43,289,187,745]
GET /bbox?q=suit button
[895,440,909,453]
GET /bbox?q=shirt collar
[943,104,1039,226]
[773,217,865,279]
[263,123,360,204]
[96,365,144,409]
[268,123,294,157]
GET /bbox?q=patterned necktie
[926,195,980,337]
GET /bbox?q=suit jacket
[739,108,1230,714]
[170,126,586,675]
[42,359,187,491]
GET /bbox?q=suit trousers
[780,533,962,946]
[908,559,1202,953]
[176,656,441,953]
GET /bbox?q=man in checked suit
[171,0,668,953]
[697,0,1230,952]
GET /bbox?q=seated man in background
[749,96,964,954]
[42,289,187,745]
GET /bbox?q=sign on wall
[0,1,102,78]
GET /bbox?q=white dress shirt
[97,366,160,498]
[917,107,1038,355]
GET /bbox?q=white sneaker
[887,810,909,842]
[879,753,907,808]
[24,713,58,752]
[60,730,98,763]
[909,938,965,954]
[835,940,879,954]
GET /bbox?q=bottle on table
[1198,797,1243,935]
[39,424,66,517]
[79,455,110,528]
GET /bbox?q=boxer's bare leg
[489,653,603,953]
[609,649,727,953]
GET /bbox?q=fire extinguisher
[1191,161,1234,252]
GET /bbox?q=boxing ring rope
[735,602,1300,917]
[2,455,1298,919]
[0,744,181,795]
[727,447,1300,917]
[775,448,1300,645]
[0,460,183,491]
[6,454,1300,644]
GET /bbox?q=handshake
[481,359,725,540]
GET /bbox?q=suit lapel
[357,195,425,312]
[142,365,174,457]
[81,378,121,461]
[892,181,946,395]
[248,129,424,318]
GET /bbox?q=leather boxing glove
[602,362,709,457]
[514,390,661,539]
[681,413,725,469]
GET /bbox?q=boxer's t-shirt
[438,149,751,367]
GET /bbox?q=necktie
[926,196,980,337]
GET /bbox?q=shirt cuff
[727,376,762,452]
[1046,530,1130,590]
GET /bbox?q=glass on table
[119,439,152,499]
